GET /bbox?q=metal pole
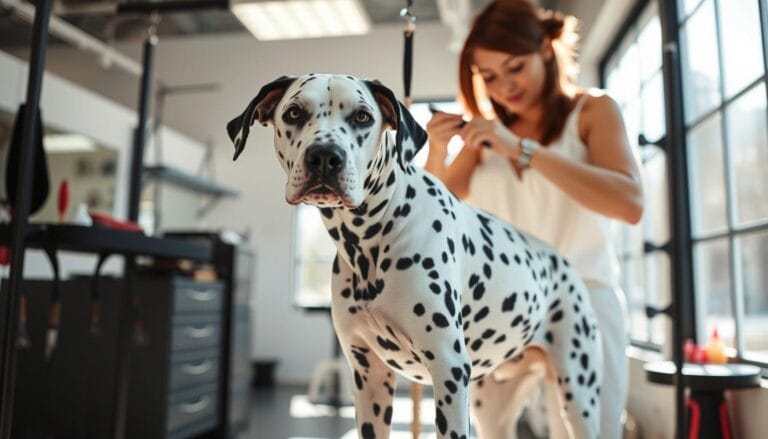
[0,0,52,436]
[127,26,157,222]
[116,0,227,14]
[114,20,159,438]
[658,0,694,437]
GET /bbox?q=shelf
[0,223,212,261]
[143,165,238,198]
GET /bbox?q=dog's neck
[315,133,418,277]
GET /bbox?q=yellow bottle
[705,326,728,364]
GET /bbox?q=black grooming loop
[89,253,113,336]
[39,229,62,361]
[400,0,416,107]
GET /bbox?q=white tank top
[466,90,620,289]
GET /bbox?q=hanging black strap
[401,1,415,107]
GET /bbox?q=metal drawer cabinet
[127,275,225,439]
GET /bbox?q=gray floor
[244,384,537,438]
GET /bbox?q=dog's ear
[227,75,297,161]
[363,80,428,169]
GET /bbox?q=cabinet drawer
[171,315,221,351]
[173,281,223,314]
[166,384,218,434]
[169,349,220,392]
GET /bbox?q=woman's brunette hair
[459,0,579,145]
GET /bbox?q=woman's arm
[425,146,481,199]
[529,94,644,224]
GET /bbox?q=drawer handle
[184,289,216,302]
[184,325,215,339]
[179,395,211,414]
[181,360,214,375]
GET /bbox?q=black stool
[645,361,761,439]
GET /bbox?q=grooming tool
[42,243,61,360]
[15,295,31,349]
[57,179,69,223]
[44,300,61,360]
[427,103,488,147]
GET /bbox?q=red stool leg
[719,400,732,439]
[687,398,701,439]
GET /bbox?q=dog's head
[227,74,427,208]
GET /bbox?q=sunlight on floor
[288,393,477,439]
[339,430,477,439]
[289,394,438,423]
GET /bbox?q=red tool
[57,179,69,223]
[89,212,143,233]
[0,246,9,266]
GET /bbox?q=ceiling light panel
[232,0,371,40]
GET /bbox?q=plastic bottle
[705,326,728,364]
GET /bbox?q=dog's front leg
[428,344,472,439]
[338,336,396,439]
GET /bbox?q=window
[603,2,670,348]
[292,100,460,309]
[293,204,336,308]
[602,0,768,366]
[680,0,768,362]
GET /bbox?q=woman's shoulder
[575,90,621,121]
[578,89,620,116]
[573,89,623,139]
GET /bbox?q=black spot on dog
[361,422,376,439]
[473,306,489,322]
[436,408,447,435]
[581,353,589,370]
[396,258,413,269]
[502,293,517,312]
[432,313,450,328]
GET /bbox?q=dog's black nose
[305,144,346,177]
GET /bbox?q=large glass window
[680,0,768,363]
[603,0,768,366]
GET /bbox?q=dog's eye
[354,110,372,125]
[282,106,305,124]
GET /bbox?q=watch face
[521,138,538,152]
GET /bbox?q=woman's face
[473,45,550,115]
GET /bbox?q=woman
[425,0,644,437]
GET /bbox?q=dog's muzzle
[295,143,350,204]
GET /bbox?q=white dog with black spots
[228,74,603,439]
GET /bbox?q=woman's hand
[426,111,465,157]
[461,117,521,160]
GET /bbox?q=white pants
[525,281,629,439]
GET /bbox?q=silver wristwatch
[517,137,540,168]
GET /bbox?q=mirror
[0,109,118,223]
